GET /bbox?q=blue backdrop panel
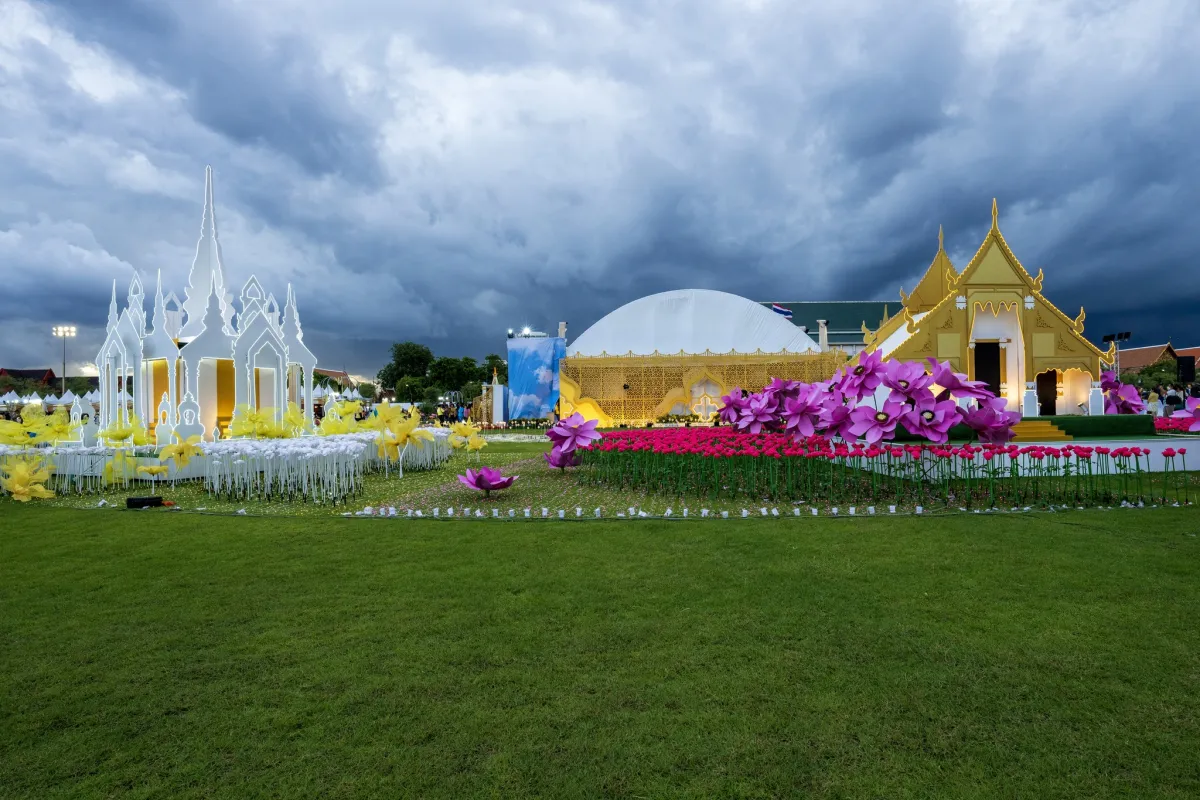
[506,337,566,420]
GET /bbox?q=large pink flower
[1172,397,1200,432]
[838,349,886,401]
[762,377,804,405]
[735,393,779,435]
[781,384,823,440]
[458,467,517,496]
[1105,383,1145,415]
[962,397,1020,444]
[546,412,602,452]
[1100,370,1120,392]
[927,358,993,401]
[901,395,961,444]
[718,387,747,424]
[847,399,906,445]
[817,390,857,440]
[881,359,933,400]
[544,447,582,469]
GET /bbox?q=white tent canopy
[568,289,819,357]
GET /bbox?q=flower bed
[581,428,1191,508]
[1157,417,1200,435]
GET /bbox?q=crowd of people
[1144,383,1200,416]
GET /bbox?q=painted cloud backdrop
[1,0,1197,377]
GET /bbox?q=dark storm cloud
[1,0,1198,379]
[40,0,382,183]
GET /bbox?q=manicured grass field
[3,506,1200,798]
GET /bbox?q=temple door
[1036,371,1058,417]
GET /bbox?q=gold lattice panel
[560,351,848,425]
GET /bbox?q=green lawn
[3,506,1200,798]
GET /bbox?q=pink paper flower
[847,399,906,445]
[781,384,824,441]
[457,467,517,497]
[718,387,747,424]
[544,447,582,469]
[1105,383,1145,415]
[838,349,886,401]
[735,392,779,435]
[881,359,933,400]
[817,390,857,440]
[546,412,602,453]
[1100,370,1120,392]
[927,358,993,401]
[901,395,961,444]
[962,397,1020,444]
[1171,397,1200,432]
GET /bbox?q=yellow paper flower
[1,455,55,502]
[376,432,401,462]
[466,433,488,452]
[137,465,169,479]
[160,432,203,469]
[283,401,306,434]
[103,450,137,485]
[99,421,134,445]
[0,419,28,446]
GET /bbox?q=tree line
[376,342,507,405]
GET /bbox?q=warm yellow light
[52,325,76,337]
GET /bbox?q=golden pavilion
[863,199,1114,416]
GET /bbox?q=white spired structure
[95,166,319,443]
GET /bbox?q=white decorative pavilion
[95,167,319,442]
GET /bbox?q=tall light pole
[51,325,76,396]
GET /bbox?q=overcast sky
[1,0,1197,379]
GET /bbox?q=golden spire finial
[938,224,944,250]
[991,198,999,230]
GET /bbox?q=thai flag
[770,303,793,319]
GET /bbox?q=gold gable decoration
[559,350,848,426]
[901,224,959,314]
[864,199,1111,388]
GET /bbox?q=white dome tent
[559,289,842,426]
[568,289,818,357]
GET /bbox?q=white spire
[180,166,228,337]
[152,270,166,334]
[107,280,118,330]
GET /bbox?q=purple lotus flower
[847,399,907,445]
[762,377,804,405]
[458,467,517,497]
[718,387,747,424]
[962,397,1020,444]
[544,446,582,469]
[781,384,823,440]
[838,349,886,401]
[900,395,961,444]
[1100,370,1120,392]
[1105,383,1145,415]
[546,412,602,453]
[735,392,779,434]
[817,390,857,440]
[881,360,933,400]
[1172,397,1200,432]
[927,358,994,401]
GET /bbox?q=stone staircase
[1010,419,1072,442]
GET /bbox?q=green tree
[358,382,377,401]
[1122,358,1178,392]
[422,386,443,406]
[483,353,508,384]
[377,342,434,391]
[427,356,480,393]
[459,381,483,402]
[394,376,426,403]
